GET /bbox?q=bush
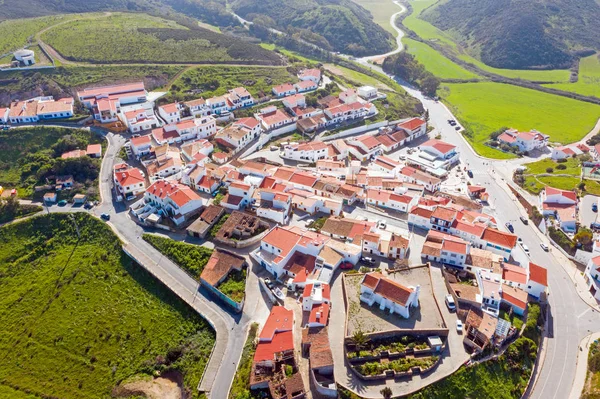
[546,167,554,173]
[142,234,213,278]
[556,164,567,170]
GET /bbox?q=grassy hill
[230,0,394,56]
[39,13,283,65]
[545,54,600,98]
[421,0,600,70]
[0,213,215,398]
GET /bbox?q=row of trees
[382,52,440,97]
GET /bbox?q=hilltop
[229,0,395,56]
[421,0,600,70]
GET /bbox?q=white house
[0,107,9,124]
[158,102,182,124]
[540,186,578,232]
[526,262,548,299]
[357,86,377,100]
[143,180,204,225]
[113,163,146,196]
[398,166,441,192]
[497,128,549,152]
[283,142,328,163]
[222,181,255,210]
[14,49,35,65]
[181,139,214,163]
[256,109,295,131]
[216,117,261,150]
[257,189,292,224]
[366,189,417,213]
[294,80,318,93]
[9,97,74,123]
[228,87,254,109]
[282,94,306,110]
[298,68,322,84]
[185,98,210,117]
[272,83,296,98]
[122,108,159,133]
[360,272,420,318]
[78,82,147,122]
[551,146,578,160]
[396,117,427,141]
[129,135,152,157]
[339,89,358,104]
[585,256,600,301]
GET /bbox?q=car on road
[377,220,387,229]
[540,243,549,251]
[505,222,514,233]
[57,200,68,207]
[83,202,93,209]
[517,237,523,244]
[455,126,461,131]
[100,213,110,221]
[520,216,529,225]
[264,277,274,290]
[593,203,598,212]
[521,243,530,255]
[456,319,463,334]
[467,170,474,178]
[591,222,600,231]
[445,295,456,312]
[361,256,376,265]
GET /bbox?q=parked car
[57,200,67,207]
[83,202,93,210]
[505,222,514,233]
[517,237,523,243]
[540,243,549,251]
[361,256,376,265]
[467,170,474,178]
[591,222,600,231]
[593,203,598,212]
[455,126,461,131]
[520,216,529,225]
[445,295,456,312]
[456,319,464,334]
[264,277,274,290]
[377,220,387,230]
[522,244,530,255]
[100,213,110,221]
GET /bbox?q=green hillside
[421,0,600,70]
[40,13,283,65]
[0,213,215,398]
[230,0,395,56]
[545,54,600,98]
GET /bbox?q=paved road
[93,132,271,399]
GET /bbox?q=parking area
[344,265,445,335]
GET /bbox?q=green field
[403,38,478,80]
[403,0,457,48]
[326,63,392,90]
[457,53,571,82]
[41,13,281,65]
[143,234,212,279]
[441,82,600,157]
[167,65,295,101]
[0,14,81,55]
[0,213,215,398]
[350,0,401,35]
[0,127,103,198]
[545,54,600,98]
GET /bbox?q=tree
[423,109,430,122]
[351,330,370,354]
[420,73,440,97]
[574,227,593,247]
[380,387,393,399]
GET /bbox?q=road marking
[578,307,591,319]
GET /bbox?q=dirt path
[113,374,183,399]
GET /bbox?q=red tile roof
[308,303,330,325]
[254,330,294,362]
[502,264,528,284]
[528,262,548,286]
[397,117,425,131]
[259,306,294,341]
[442,239,468,255]
[86,144,102,155]
[115,167,145,187]
[302,283,331,300]
[482,227,518,249]
[545,186,577,202]
[422,139,456,155]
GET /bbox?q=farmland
[166,65,295,102]
[40,13,282,65]
[0,213,215,398]
[545,54,600,98]
[350,0,402,35]
[440,82,600,158]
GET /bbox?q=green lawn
[350,0,401,35]
[217,269,247,304]
[403,38,478,80]
[545,54,600,98]
[441,82,600,156]
[325,63,392,90]
[0,213,215,398]
[167,65,295,102]
[41,13,281,65]
[457,53,571,82]
[524,157,581,175]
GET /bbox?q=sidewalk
[570,332,600,399]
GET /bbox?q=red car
[340,262,354,270]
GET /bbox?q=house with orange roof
[366,188,418,213]
[298,68,322,84]
[205,95,230,115]
[324,102,375,126]
[142,180,204,225]
[272,83,296,98]
[396,117,427,141]
[294,80,318,93]
[497,128,548,153]
[181,139,214,163]
[144,146,184,182]
[121,107,159,133]
[282,93,306,110]
[500,284,528,315]
[360,272,420,318]
[129,134,152,157]
[362,230,410,260]
[257,189,292,224]
[398,166,442,192]
[9,96,74,123]
[526,262,547,299]
[86,144,102,158]
[551,145,579,160]
[256,108,295,131]
[184,97,209,117]
[200,249,246,311]
[228,87,254,109]
[157,102,182,124]
[222,181,254,211]
[540,186,578,232]
[183,164,222,194]
[302,282,331,328]
[113,164,146,196]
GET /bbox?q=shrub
[142,234,213,278]
[556,164,567,170]
[546,167,554,173]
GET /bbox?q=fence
[201,281,244,313]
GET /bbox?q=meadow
[0,213,215,398]
[41,13,281,65]
[403,38,478,80]
[545,54,600,98]
[350,0,402,35]
[441,82,600,157]
[143,234,213,279]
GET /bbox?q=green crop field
[350,0,402,35]
[0,213,215,398]
[0,14,81,55]
[441,82,600,158]
[167,65,295,101]
[403,38,478,80]
[457,53,571,82]
[41,13,281,65]
[545,54,600,98]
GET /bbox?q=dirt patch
[113,371,184,399]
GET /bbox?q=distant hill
[229,0,394,56]
[421,0,600,70]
